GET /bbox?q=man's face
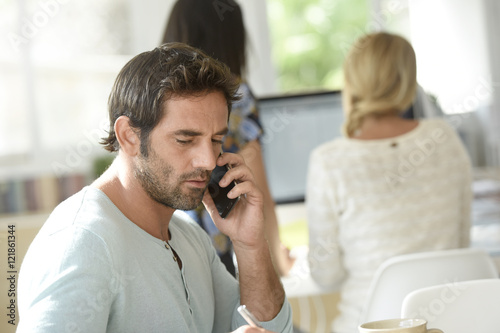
[133,91,229,210]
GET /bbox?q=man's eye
[176,139,192,145]
[212,139,224,145]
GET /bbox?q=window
[1,0,131,177]
[266,0,369,93]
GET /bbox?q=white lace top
[306,118,472,333]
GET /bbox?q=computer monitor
[258,90,344,204]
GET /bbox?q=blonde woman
[306,32,472,333]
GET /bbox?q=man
[18,43,292,333]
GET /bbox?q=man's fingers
[217,151,245,168]
[231,326,269,333]
[201,190,218,217]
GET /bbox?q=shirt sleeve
[306,148,346,289]
[437,119,473,247]
[231,297,294,333]
[17,227,115,333]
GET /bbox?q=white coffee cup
[358,318,443,333]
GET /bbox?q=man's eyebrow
[173,130,203,137]
[173,128,228,136]
[216,128,229,136]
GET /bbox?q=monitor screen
[257,91,344,204]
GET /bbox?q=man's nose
[192,142,218,171]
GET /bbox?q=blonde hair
[342,32,417,137]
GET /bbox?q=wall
[407,0,500,166]
[125,0,277,96]
[483,0,500,166]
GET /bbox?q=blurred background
[1,0,499,192]
[1,1,500,331]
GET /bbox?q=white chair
[401,278,500,333]
[360,248,498,324]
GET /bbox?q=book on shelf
[24,178,39,212]
[38,175,60,213]
[0,173,89,216]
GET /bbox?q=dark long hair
[162,0,246,78]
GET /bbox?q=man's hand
[203,152,286,322]
[232,326,276,333]
[202,152,265,249]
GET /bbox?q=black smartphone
[207,164,240,218]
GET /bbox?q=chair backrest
[401,278,500,333]
[360,248,498,324]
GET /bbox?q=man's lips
[185,178,209,188]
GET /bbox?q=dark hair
[101,42,240,153]
[162,0,246,78]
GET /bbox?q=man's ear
[115,116,140,156]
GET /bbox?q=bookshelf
[0,173,91,217]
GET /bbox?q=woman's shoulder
[310,137,352,159]
[418,117,455,131]
[415,117,461,141]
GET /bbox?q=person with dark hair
[17,43,293,333]
[163,0,294,278]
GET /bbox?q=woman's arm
[239,140,295,276]
[306,149,346,288]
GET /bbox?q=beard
[134,147,210,211]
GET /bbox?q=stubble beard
[134,148,210,211]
